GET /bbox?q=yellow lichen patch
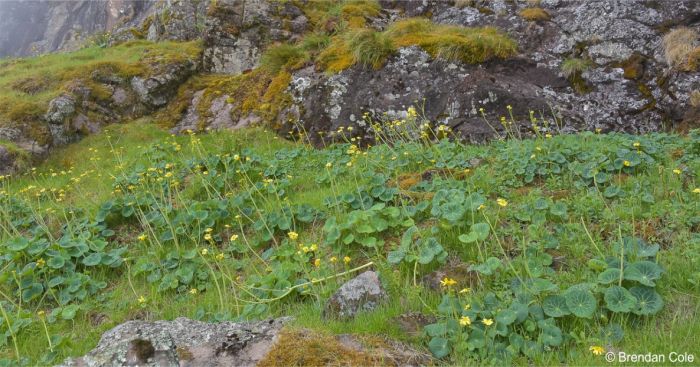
[257,329,379,367]
[519,7,551,22]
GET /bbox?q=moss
[620,53,645,80]
[519,7,550,22]
[317,37,355,73]
[257,329,378,367]
[10,75,53,95]
[1,99,45,122]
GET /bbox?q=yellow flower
[325,162,332,168]
[36,258,46,268]
[138,234,147,242]
[545,133,552,138]
[440,277,457,288]
[204,233,213,241]
[623,160,631,167]
[200,248,209,256]
[189,288,198,295]
[633,142,641,148]
[459,288,471,294]
[346,161,353,167]
[463,304,471,310]
[314,258,321,267]
[38,310,45,317]
[477,204,485,210]
[459,316,472,326]
[482,318,494,326]
[589,346,605,356]
[230,234,239,242]
[673,169,682,175]
[310,244,318,251]
[302,246,310,253]
[343,256,351,264]
[496,198,508,207]
[205,227,213,233]
[215,253,225,261]
[330,256,338,263]
[595,128,602,133]
[693,188,700,194]
[288,231,299,241]
[138,295,146,304]
[233,154,240,161]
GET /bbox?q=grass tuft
[519,7,551,22]
[663,27,699,71]
[345,29,396,69]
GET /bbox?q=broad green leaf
[604,286,637,313]
[564,289,597,318]
[624,261,662,286]
[543,295,570,317]
[496,309,517,326]
[387,250,405,265]
[471,222,490,241]
[82,253,103,266]
[21,283,43,302]
[598,268,622,284]
[630,286,663,315]
[428,337,450,358]
[7,237,30,251]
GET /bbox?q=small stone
[324,271,388,319]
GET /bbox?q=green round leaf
[47,256,66,269]
[630,286,663,315]
[598,268,622,284]
[471,222,490,241]
[7,237,30,251]
[543,295,571,317]
[496,309,518,326]
[624,261,662,286]
[564,289,597,318]
[428,337,451,358]
[604,286,637,313]
[82,253,103,266]
[21,283,43,302]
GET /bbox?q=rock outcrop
[281,0,700,143]
[201,0,307,74]
[60,317,290,367]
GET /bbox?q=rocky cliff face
[0,0,157,57]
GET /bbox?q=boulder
[60,317,290,367]
[323,271,388,319]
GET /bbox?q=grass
[663,27,699,71]
[519,7,551,22]
[1,116,699,365]
[317,18,517,73]
[560,57,591,78]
